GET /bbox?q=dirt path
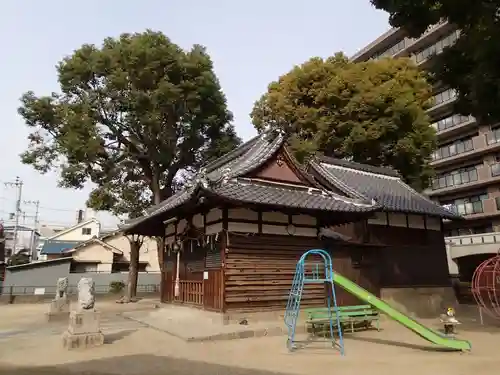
[0,303,499,375]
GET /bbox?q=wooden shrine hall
[122,131,459,318]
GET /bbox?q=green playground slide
[331,272,472,351]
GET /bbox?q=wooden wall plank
[224,233,381,312]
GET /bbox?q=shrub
[109,280,125,294]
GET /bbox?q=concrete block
[50,298,70,312]
[45,311,70,322]
[67,310,101,335]
[62,331,104,350]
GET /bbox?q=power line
[38,205,75,212]
[1,196,76,212]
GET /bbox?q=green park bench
[305,305,380,335]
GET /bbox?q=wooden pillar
[220,229,227,313]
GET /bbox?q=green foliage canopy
[18,30,241,218]
[371,0,500,123]
[251,54,435,190]
[7,252,30,267]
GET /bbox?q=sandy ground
[0,302,499,375]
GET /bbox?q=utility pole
[24,200,40,229]
[24,200,40,262]
[4,177,23,256]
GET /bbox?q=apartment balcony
[393,20,453,59]
[427,163,500,197]
[427,89,457,118]
[443,197,500,222]
[431,130,500,168]
[409,30,461,69]
[432,115,476,140]
[359,20,453,63]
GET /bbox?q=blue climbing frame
[284,249,345,355]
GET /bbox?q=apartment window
[432,137,474,161]
[442,194,487,216]
[432,165,479,190]
[491,162,500,177]
[375,38,407,59]
[486,127,500,145]
[414,30,460,63]
[432,114,474,132]
[432,89,457,106]
[81,228,92,235]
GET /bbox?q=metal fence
[3,283,160,296]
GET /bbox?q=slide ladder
[284,249,345,355]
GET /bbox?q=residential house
[38,218,101,261]
[3,225,40,262]
[63,232,159,273]
[40,229,159,273]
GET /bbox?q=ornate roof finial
[221,167,231,184]
[185,167,209,189]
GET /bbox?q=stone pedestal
[46,298,70,322]
[62,310,104,350]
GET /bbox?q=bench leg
[351,321,354,333]
[376,319,380,331]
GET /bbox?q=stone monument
[46,277,70,322]
[62,277,104,350]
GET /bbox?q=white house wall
[71,235,160,273]
[53,220,101,241]
[106,235,160,272]
[72,242,113,272]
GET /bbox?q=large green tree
[251,54,435,190]
[371,0,500,123]
[18,30,241,300]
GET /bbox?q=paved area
[0,302,500,375]
[123,305,288,341]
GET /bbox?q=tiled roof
[40,240,82,255]
[310,157,459,220]
[211,180,377,213]
[121,132,380,233]
[132,132,285,223]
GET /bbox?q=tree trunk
[125,237,141,302]
[150,185,167,303]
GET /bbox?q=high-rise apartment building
[351,21,500,237]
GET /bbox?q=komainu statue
[55,277,69,300]
[77,277,95,310]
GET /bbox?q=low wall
[218,287,459,323]
[380,286,457,318]
[0,289,160,305]
[2,271,161,297]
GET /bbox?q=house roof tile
[211,180,377,213]
[121,132,380,233]
[310,157,459,220]
[40,240,82,255]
